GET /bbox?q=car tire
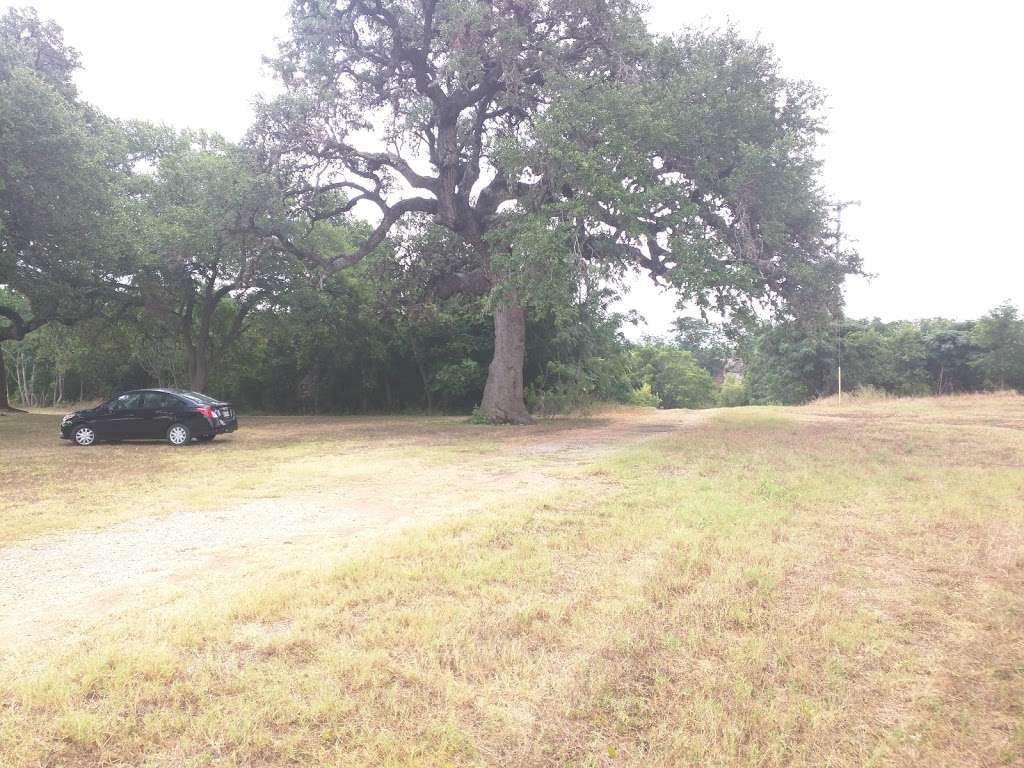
[73,425,97,446]
[167,423,191,446]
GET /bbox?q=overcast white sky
[11,0,1023,337]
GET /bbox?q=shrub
[629,383,662,408]
[717,373,748,407]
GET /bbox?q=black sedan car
[60,389,238,446]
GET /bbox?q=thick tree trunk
[480,294,532,424]
[0,345,11,411]
[188,347,210,393]
[409,334,433,414]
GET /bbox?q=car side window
[158,393,181,409]
[143,392,181,409]
[141,392,167,409]
[111,393,144,411]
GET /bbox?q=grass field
[1,394,1022,766]
[0,405,652,546]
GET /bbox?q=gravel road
[0,409,705,650]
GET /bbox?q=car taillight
[196,405,216,420]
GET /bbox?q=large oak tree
[253,1,857,422]
[252,0,650,422]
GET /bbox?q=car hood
[67,407,101,419]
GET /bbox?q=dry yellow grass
[0,407,649,545]
[1,395,1022,767]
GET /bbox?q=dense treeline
[8,284,1021,412]
[17,3,1008,419]
[739,303,1024,404]
[1,263,635,414]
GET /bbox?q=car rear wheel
[167,423,191,446]
[73,426,96,446]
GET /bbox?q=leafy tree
[0,8,133,408]
[717,373,749,407]
[840,322,888,392]
[840,321,927,396]
[629,382,661,408]
[251,3,857,422]
[971,302,1024,391]
[525,267,632,414]
[883,323,929,396]
[672,317,735,380]
[132,134,291,390]
[0,7,78,97]
[923,322,979,394]
[630,343,716,409]
[745,321,837,404]
[368,223,492,412]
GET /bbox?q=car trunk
[211,401,238,430]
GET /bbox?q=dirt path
[0,408,707,651]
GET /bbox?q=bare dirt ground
[0,407,706,652]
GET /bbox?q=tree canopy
[3,3,877,419]
[248,0,858,421]
[0,8,136,407]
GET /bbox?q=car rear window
[178,391,218,405]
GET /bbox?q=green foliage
[630,343,716,410]
[524,271,633,414]
[1,7,135,351]
[923,324,980,394]
[129,132,291,390]
[717,374,749,408]
[841,321,930,396]
[739,304,1024,405]
[10,4,1014,420]
[517,28,859,324]
[673,318,735,379]
[629,383,662,408]
[970,302,1024,391]
[745,323,837,405]
[431,360,486,405]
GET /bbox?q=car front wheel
[73,426,96,446]
[167,423,191,446]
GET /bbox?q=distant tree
[631,343,716,409]
[882,322,929,396]
[840,322,889,392]
[132,134,291,391]
[717,373,749,407]
[970,302,1024,391]
[672,318,734,379]
[843,321,929,397]
[923,322,979,394]
[745,322,836,404]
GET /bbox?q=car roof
[120,388,207,396]
[117,388,180,395]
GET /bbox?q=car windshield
[177,391,218,405]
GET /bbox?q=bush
[717,373,748,407]
[431,359,486,406]
[629,383,662,408]
[629,344,716,410]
